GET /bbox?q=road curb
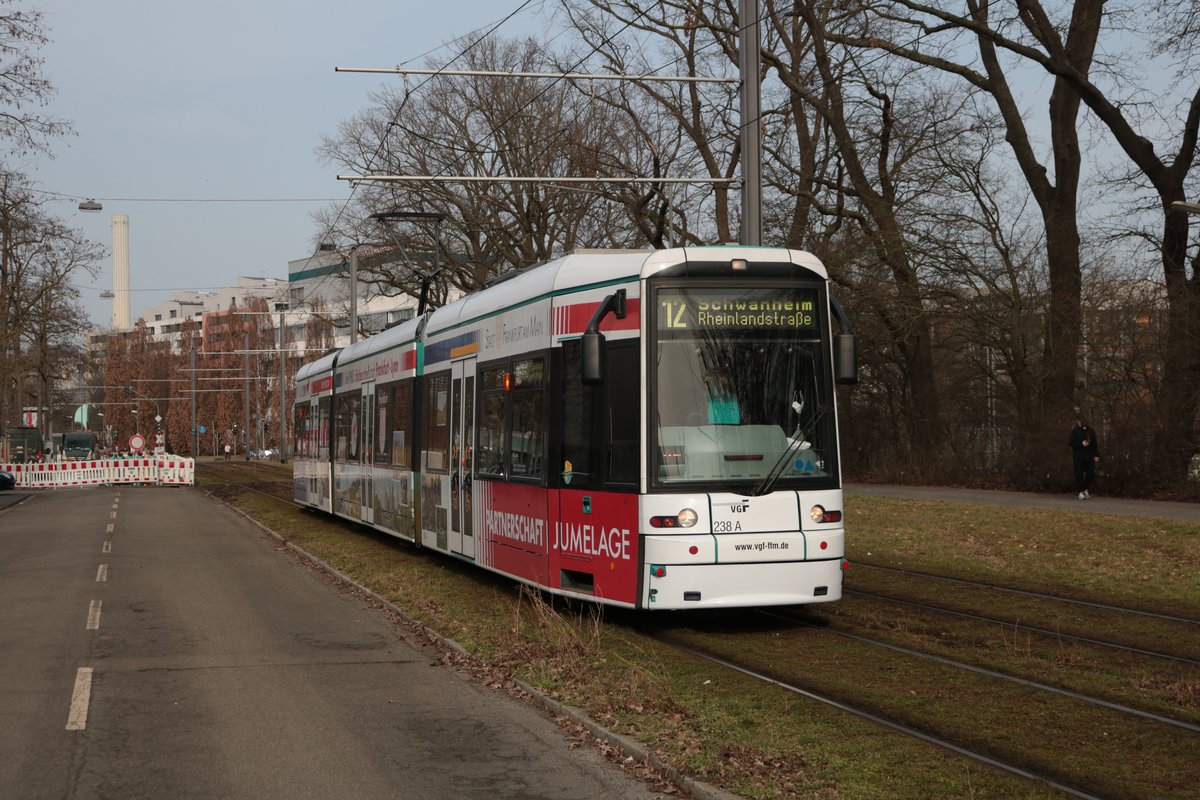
[0,492,31,511]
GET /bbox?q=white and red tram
[293,246,858,609]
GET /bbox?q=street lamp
[79,198,103,212]
[95,411,109,451]
[319,240,387,344]
[124,384,162,452]
[276,307,289,464]
[124,384,160,424]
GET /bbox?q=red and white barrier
[155,457,196,485]
[0,457,195,489]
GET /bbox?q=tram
[293,246,857,609]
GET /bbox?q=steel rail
[661,634,1108,800]
[763,610,1200,735]
[846,588,1200,667]
[853,562,1200,626]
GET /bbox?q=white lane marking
[106,523,114,534]
[66,668,94,731]
[102,541,111,554]
[109,511,117,520]
[86,600,102,630]
[96,564,108,583]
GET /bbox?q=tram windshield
[652,283,837,489]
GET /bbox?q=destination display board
[656,287,820,331]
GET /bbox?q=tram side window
[424,371,450,472]
[335,391,361,461]
[607,341,639,485]
[374,387,391,465]
[308,405,320,458]
[293,405,307,458]
[509,358,545,480]
[390,381,413,469]
[317,396,331,460]
[559,342,593,487]
[477,366,507,477]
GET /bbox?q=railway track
[200,463,1198,799]
[844,587,1200,667]
[640,601,1199,800]
[853,561,1200,626]
[201,461,301,505]
[763,608,1200,733]
[655,631,1109,800]
[634,549,1200,799]
[841,562,1200,673]
[832,562,1200,729]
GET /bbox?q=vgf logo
[728,502,749,513]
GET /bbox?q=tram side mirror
[834,333,859,385]
[582,288,624,385]
[582,330,605,384]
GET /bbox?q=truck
[62,431,96,460]
[4,426,44,463]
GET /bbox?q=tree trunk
[1152,208,1200,481]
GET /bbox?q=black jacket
[1068,424,1100,460]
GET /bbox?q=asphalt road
[3,480,1191,800]
[0,488,667,800]
[0,491,28,511]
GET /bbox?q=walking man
[1068,414,1101,499]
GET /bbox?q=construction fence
[0,457,195,488]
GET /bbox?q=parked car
[0,470,15,491]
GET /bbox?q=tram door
[361,381,375,525]
[449,358,476,558]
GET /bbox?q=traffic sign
[129,434,146,451]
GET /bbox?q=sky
[28,0,551,329]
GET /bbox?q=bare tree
[0,6,70,154]
[0,8,87,441]
[823,0,1100,474]
[101,332,133,447]
[912,121,1054,482]
[857,0,1200,483]
[318,36,631,298]
[165,319,203,456]
[763,1,945,456]
[23,230,97,441]
[0,172,101,434]
[304,297,336,353]
[561,0,742,244]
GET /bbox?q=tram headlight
[810,505,842,524]
[649,508,699,528]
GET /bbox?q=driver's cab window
[607,342,638,485]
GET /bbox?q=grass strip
[197,465,1199,799]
